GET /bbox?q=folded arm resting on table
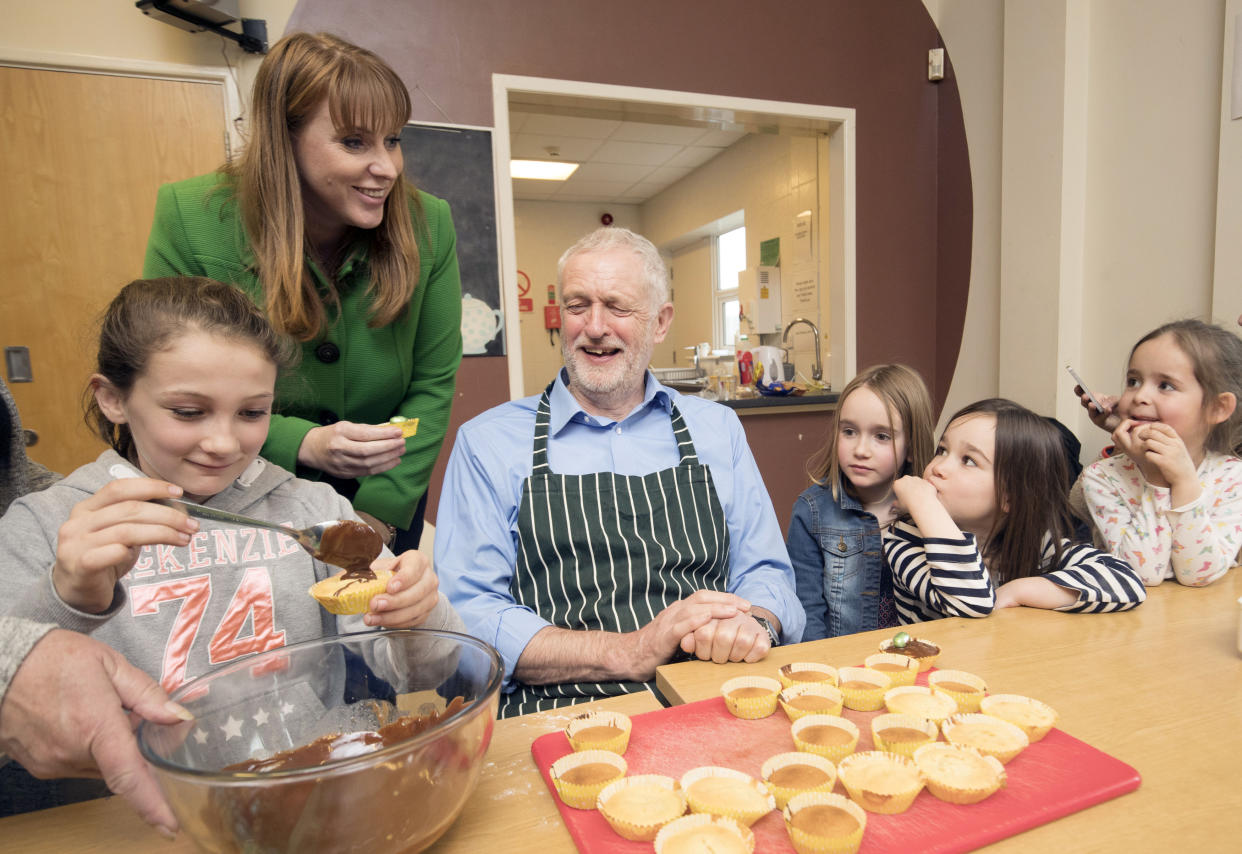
[514,595,781,685]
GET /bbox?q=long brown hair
[85,278,297,461]
[808,364,936,501]
[226,31,421,341]
[947,399,1076,584]
[1129,319,1242,455]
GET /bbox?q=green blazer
[143,172,463,529]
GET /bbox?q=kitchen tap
[782,318,823,382]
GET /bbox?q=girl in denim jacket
[787,365,935,639]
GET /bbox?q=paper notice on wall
[1233,13,1242,120]
[792,212,812,263]
[787,261,818,319]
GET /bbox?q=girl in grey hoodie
[0,278,463,693]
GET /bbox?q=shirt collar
[835,475,864,512]
[548,369,673,435]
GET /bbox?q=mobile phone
[1065,365,1105,412]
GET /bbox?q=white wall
[931,0,1004,427]
[641,133,823,379]
[1214,0,1242,324]
[513,200,643,395]
[930,0,1232,463]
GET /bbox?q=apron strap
[532,379,699,470]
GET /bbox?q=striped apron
[498,384,731,718]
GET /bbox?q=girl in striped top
[883,399,1146,624]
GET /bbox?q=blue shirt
[786,479,896,640]
[435,371,804,684]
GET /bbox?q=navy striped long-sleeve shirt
[882,521,1146,624]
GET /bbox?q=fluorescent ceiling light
[511,159,579,180]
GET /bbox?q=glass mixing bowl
[138,629,502,853]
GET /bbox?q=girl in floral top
[1083,320,1242,586]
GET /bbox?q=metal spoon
[154,497,338,558]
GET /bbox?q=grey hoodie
[0,450,463,691]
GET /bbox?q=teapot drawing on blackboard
[461,294,503,354]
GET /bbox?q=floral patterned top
[1082,450,1242,586]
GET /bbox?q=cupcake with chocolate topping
[878,632,940,672]
[308,567,392,615]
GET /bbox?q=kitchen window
[714,225,745,348]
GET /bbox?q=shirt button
[837,539,848,552]
[314,342,341,363]
[615,426,622,434]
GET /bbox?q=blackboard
[401,122,504,356]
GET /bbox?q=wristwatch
[752,615,780,647]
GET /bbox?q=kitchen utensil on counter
[738,351,754,385]
[752,346,788,384]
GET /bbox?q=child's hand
[1132,421,1201,504]
[892,476,962,539]
[995,577,1078,610]
[1111,419,1167,487]
[892,475,940,515]
[364,550,439,628]
[53,479,199,614]
[1075,386,1120,432]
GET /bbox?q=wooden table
[4,574,1240,852]
[0,692,660,853]
[657,570,1242,851]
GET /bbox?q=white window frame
[712,224,745,349]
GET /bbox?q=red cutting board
[531,677,1140,853]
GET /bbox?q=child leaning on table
[883,398,1146,623]
[0,277,463,693]
[1080,319,1242,587]
[786,364,935,640]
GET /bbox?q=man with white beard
[436,227,803,717]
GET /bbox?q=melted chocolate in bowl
[313,519,383,574]
[224,698,466,773]
[200,697,482,851]
[139,630,503,854]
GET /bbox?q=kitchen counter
[722,390,838,414]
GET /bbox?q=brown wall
[289,0,973,528]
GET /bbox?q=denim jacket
[786,478,896,639]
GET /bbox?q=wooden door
[0,66,228,475]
